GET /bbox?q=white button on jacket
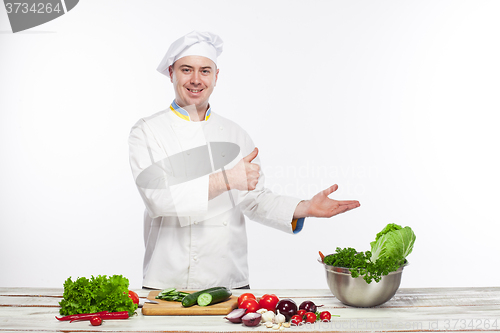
[129,107,302,289]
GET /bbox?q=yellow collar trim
[170,100,211,121]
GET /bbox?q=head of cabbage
[370,223,416,264]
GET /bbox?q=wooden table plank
[0,287,149,298]
[0,305,499,332]
[3,288,498,309]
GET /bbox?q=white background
[1,0,499,290]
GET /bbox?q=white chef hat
[157,31,223,76]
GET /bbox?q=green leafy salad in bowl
[323,223,416,284]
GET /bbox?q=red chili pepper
[55,311,109,321]
[100,311,129,320]
[68,311,129,323]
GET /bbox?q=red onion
[299,300,322,313]
[224,308,247,323]
[275,299,297,321]
[241,312,262,327]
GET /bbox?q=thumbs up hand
[227,147,260,191]
[243,147,259,164]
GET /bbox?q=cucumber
[197,288,232,306]
[181,287,228,307]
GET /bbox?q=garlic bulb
[275,310,286,324]
[257,308,267,322]
[261,310,275,323]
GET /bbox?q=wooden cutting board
[142,290,238,316]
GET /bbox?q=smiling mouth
[187,88,203,93]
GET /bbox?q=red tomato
[290,314,303,325]
[297,309,306,317]
[128,290,139,305]
[320,311,331,322]
[258,294,279,312]
[304,312,317,323]
[237,293,256,306]
[239,299,260,313]
[90,316,102,326]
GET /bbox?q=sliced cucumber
[162,295,184,301]
[197,288,232,306]
[156,288,191,302]
[181,287,228,307]
[158,288,176,296]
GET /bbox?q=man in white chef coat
[128,31,360,290]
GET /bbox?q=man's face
[169,55,219,111]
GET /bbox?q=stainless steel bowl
[319,259,407,307]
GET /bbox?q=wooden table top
[1,287,499,332]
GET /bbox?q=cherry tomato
[258,294,279,312]
[128,290,139,305]
[320,310,331,322]
[90,316,102,326]
[290,314,303,325]
[237,293,256,306]
[304,311,317,323]
[239,299,260,313]
[297,309,306,317]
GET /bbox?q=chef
[128,31,360,290]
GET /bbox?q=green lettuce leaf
[59,275,137,316]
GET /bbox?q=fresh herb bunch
[59,275,137,316]
[324,247,401,284]
[323,247,370,269]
